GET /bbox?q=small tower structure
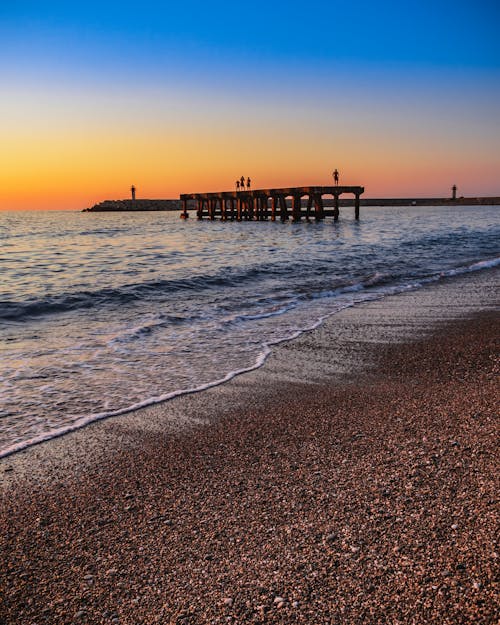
[451,184,457,200]
[131,185,136,201]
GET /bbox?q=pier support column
[221,198,227,221]
[292,195,302,222]
[237,197,243,221]
[229,198,235,221]
[314,194,324,220]
[271,196,277,221]
[197,199,203,220]
[279,195,289,221]
[354,193,360,220]
[181,199,189,219]
[306,195,313,222]
[247,197,254,220]
[333,193,339,222]
[259,197,266,220]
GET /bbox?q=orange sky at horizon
[2,144,497,211]
[2,72,499,211]
[2,123,498,210]
[2,1,500,211]
[3,173,499,212]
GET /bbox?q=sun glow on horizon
[1,1,499,210]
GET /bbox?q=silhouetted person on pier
[246,177,251,190]
[240,175,245,190]
[333,169,339,186]
[236,180,240,191]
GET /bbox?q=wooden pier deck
[180,186,364,222]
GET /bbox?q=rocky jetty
[83,199,181,212]
[84,196,500,212]
[350,196,500,207]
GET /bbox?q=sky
[1,0,499,209]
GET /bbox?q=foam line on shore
[1,255,499,460]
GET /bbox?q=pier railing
[180,186,364,221]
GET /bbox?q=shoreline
[1,258,499,462]
[0,267,498,483]
[1,268,499,624]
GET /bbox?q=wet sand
[1,269,499,624]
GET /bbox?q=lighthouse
[131,185,136,201]
[452,184,457,200]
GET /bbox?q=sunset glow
[1,0,499,210]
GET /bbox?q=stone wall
[84,199,181,212]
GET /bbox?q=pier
[180,186,364,222]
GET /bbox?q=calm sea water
[1,206,499,457]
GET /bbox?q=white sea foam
[1,203,499,459]
[1,254,498,460]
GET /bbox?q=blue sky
[2,0,499,76]
[1,0,499,208]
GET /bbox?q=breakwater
[84,199,181,212]
[354,196,500,206]
[84,196,500,212]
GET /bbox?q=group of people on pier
[234,170,338,192]
[236,176,251,191]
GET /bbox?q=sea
[1,205,499,458]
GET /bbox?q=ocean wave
[441,256,500,275]
[0,348,273,459]
[105,314,192,344]
[2,254,498,324]
[0,261,323,322]
[1,253,499,459]
[0,275,237,321]
[221,302,297,325]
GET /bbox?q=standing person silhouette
[236,180,240,191]
[333,169,339,185]
[246,177,251,190]
[240,175,245,190]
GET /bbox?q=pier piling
[181,186,364,223]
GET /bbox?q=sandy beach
[1,269,499,624]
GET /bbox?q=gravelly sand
[1,270,499,624]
